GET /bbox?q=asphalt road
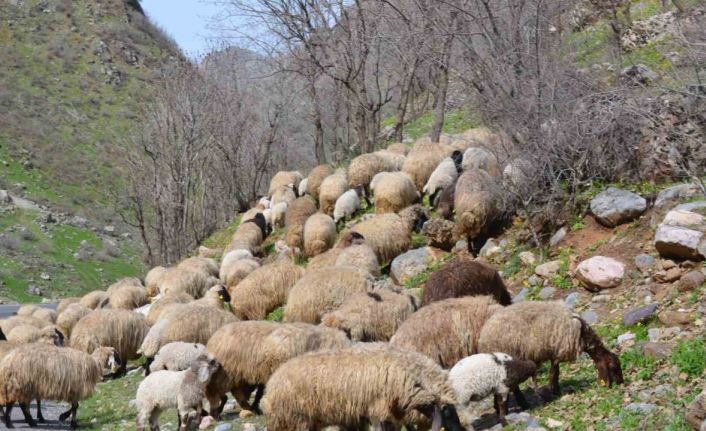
[4,401,74,430]
[0,303,57,319]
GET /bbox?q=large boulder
[652,183,702,227]
[575,256,625,291]
[654,201,706,261]
[590,187,646,227]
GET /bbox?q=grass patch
[266,306,284,322]
[202,216,242,251]
[621,347,657,381]
[78,370,142,430]
[671,338,706,378]
[403,254,451,289]
[395,108,480,141]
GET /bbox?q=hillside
[0,0,181,302]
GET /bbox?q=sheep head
[422,404,465,431]
[579,318,624,387]
[191,354,220,384]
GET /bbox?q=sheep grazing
[284,266,373,324]
[56,297,81,315]
[228,213,268,254]
[423,257,512,306]
[390,296,502,368]
[6,324,64,346]
[270,201,287,229]
[319,171,349,215]
[136,354,219,431]
[15,305,40,317]
[193,284,230,309]
[106,277,143,295]
[402,141,454,192]
[56,303,91,338]
[306,164,335,201]
[303,213,337,257]
[177,256,219,278]
[462,147,501,177]
[334,242,380,276]
[436,183,456,220]
[270,184,297,208]
[347,152,400,201]
[268,170,303,197]
[284,196,318,250]
[221,257,261,290]
[230,259,304,320]
[0,344,121,429]
[0,316,48,337]
[320,287,418,341]
[71,309,149,373]
[79,290,108,309]
[386,142,409,155]
[158,266,212,299]
[374,150,406,171]
[102,284,148,310]
[150,342,206,373]
[454,168,501,251]
[333,187,363,224]
[205,321,351,417]
[372,172,420,214]
[478,301,623,397]
[423,150,464,206]
[347,204,428,265]
[144,266,168,297]
[306,231,366,271]
[29,307,56,324]
[262,343,464,431]
[449,353,537,425]
[146,292,194,325]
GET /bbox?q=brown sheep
[221,258,261,290]
[320,287,418,341]
[205,321,351,417]
[226,217,265,255]
[347,153,390,196]
[158,267,212,298]
[374,150,406,171]
[230,259,305,320]
[478,301,623,398]
[56,297,81,315]
[306,164,335,201]
[386,142,409,155]
[318,171,349,215]
[422,257,512,306]
[372,171,419,214]
[102,284,148,310]
[390,296,501,369]
[177,256,219,278]
[144,266,168,298]
[284,196,317,250]
[106,277,143,295]
[79,290,108,309]
[334,243,380,276]
[56,303,91,338]
[146,292,194,325]
[283,266,373,324]
[268,171,303,197]
[402,141,454,192]
[454,168,501,251]
[303,213,337,257]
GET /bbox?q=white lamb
[271,202,288,229]
[333,188,362,224]
[449,352,536,426]
[150,342,207,373]
[136,354,219,431]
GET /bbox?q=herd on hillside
[0,131,624,431]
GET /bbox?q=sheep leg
[250,385,265,414]
[149,408,161,431]
[547,360,561,397]
[4,402,14,428]
[69,402,79,430]
[232,386,256,411]
[35,400,45,422]
[494,393,508,426]
[19,402,37,428]
[513,386,530,410]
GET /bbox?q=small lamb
[136,354,219,431]
[150,342,206,373]
[449,352,536,425]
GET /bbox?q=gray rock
[581,310,599,325]
[624,402,657,414]
[519,251,537,266]
[634,254,655,272]
[590,187,646,227]
[564,292,580,308]
[513,288,529,303]
[592,294,611,303]
[549,227,567,247]
[575,256,625,291]
[617,332,636,346]
[505,412,539,428]
[623,303,658,326]
[654,224,705,261]
[454,240,468,253]
[527,275,541,286]
[655,183,700,209]
[26,285,43,296]
[215,424,233,431]
[479,238,499,257]
[103,225,115,235]
[242,424,258,431]
[390,247,444,285]
[539,287,556,300]
[0,190,11,204]
[535,260,561,278]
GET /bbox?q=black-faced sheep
[320,287,418,341]
[402,141,454,192]
[0,344,121,429]
[303,213,337,257]
[454,168,501,252]
[319,171,349,215]
[390,295,501,369]
[285,196,318,250]
[268,171,303,197]
[478,301,623,398]
[306,164,335,201]
[228,213,268,253]
[283,266,373,324]
[136,354,219,431]
[70,309,148,374]
[5,324,64,346]
[423,150,463,206]
[449,353,537,425]
[372,172,419,214]
[230,259,305,320]
[423,257,512,306]
[262,343,464,431]
[205,321,351,417]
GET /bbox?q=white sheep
[298,177,309,196]
[449,353,536,426]
[136,354,219,431]
[423,150,463,205]
[271,202,288,229]
[333,188,363,224]
[150,342,207,373]
[258,197,271,209]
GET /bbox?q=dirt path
[4,401,73,430]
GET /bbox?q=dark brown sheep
[422,258,512,306]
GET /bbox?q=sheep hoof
[70,421,78,430]
[59,411,70,422]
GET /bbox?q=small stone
[545,418,564,429]
[677,271,706,292]
[624,402,657,414]
[634,254,655,272]
[242,424,258,431]
[550,227,567,247]
[40,273,50,280]
[103,225,115,234]
[575,256,625,291]
[214,423,233,431]
[617,332,636,346]
[454,240,468,253]
[539,287,556,300]
[527,275,541,286]
[658,311,693,327]
[222,402,236,413]
[654,267,682,283]
[623,303,658,326]
[199,416,215,430]
[564,292,580,308]
[581,310,599,325]
[590,187,646,227]
[592,294,611,303]
[485,246,503,259]
[535,260,561,278]
[479,239,499,257]
[519,251,537,266]
[239,410,254,419]
[513,288,529,303]
[660,259,677,270]
[643,342,673,359]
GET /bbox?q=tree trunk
[430,62,449,143]
[308,79,326,163]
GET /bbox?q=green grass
[78,370,143,430]
[403,254,451,289]
[671,338,706,378]
[266,306,284,322]
[394,108,480,141]
[202,216,242,251]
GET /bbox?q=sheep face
[419,404,464,431]
[192,355,219,383]
[594,351,623,387]
[451,150,463,172]
[108,350,123,374]
[52,328,65,347]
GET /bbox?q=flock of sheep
[0,130,624,431]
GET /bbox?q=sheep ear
[197,365,211,382]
